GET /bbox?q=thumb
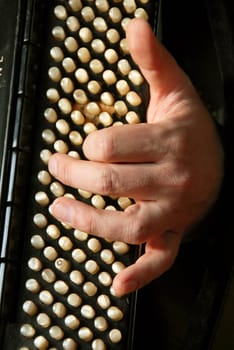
[126,18,192,103]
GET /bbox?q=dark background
[134,1,234,349]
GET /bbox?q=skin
[48,18,224,296]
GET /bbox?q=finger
[50,196,167,244]
[126,18,198,125]
[112,232,181,296]
[83,123,168,163]
[49,152,180,200]
[126,18,192,99]
[49,152,171,199]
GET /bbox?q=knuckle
[71,204,96,236]
[125,206,148,244]
[61,162,74,186]
[51,153,69,181]
[132,222,146,243]
[97,166,118,195]
[99,134,115,161]
[178,168,193,189]
[169,162,193,191]
[84,212,96,235]
[55,155,77,187]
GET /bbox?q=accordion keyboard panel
[0,1,159,349]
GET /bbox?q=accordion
[0,1,160,349]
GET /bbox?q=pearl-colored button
[78,327,93,342]
[34,335,49,350]
[52,302,67,318]
[20,324,35,338]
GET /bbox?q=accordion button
[53,302,67,318]
[62,57,77,73]
[81,6,95,22]
[87,80,102,94]
[54,280,69,295]
[98,271,112,286]
[28,257,43,271]
[60,78,74,95]
[40,149,52,165]
[79,27,93,43]
[39,290,54,305]
[63,337,78,350]
[44,107,58,123]
[66,16,80,32]
[97,294,111,309]
[123,0,137,13]
[100,249,115,265]
[36,312,51,328]
[85,259,100,275]
[22,300,38,316]
[95,0,109,13]
[55,257,71,273]
[35,191,50,207]
[58,236,73,251]
[41,268,56,283]
[25,278,40,293]
[126,111,141,124]
[31,234,45,249]
[92,338,107,350]
[43,246,58,261]
[83,122,97,135]
[106,28,120,44]
[113,241,130,255]
[77,47,91,63]
[49,325,64,340]
[72,249,87,264]
[88,238,102,253]
[117,196,132,209]
[68,0,82,12]
[52,26,66,41]
[107,306,124,321]
[81,304,96,319]
[20,324,35,338]
[112,261,125,274]
[46,224,61,239]
[54,5,67,21]
[94,316,108,332]
[109,7,122,23]
[99,112,113,127]
[78,326,93,342]
[65,314,80,330]
[33,335,49,350]
[67,292,82,307]
[93,17,107,32]
[69,269,84,286]
[109,328,122,343]
[117,59,131,75]
[83,281,98,296]
[134,7,149,20]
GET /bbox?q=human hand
[48,18,224,296]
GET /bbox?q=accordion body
[0,1,160,349]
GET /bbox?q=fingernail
[48,155,57,176]
[50,199,70,223]
[113,278,138,297]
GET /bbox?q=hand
[48,18,224,296]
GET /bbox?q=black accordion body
[0,1,160,349]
